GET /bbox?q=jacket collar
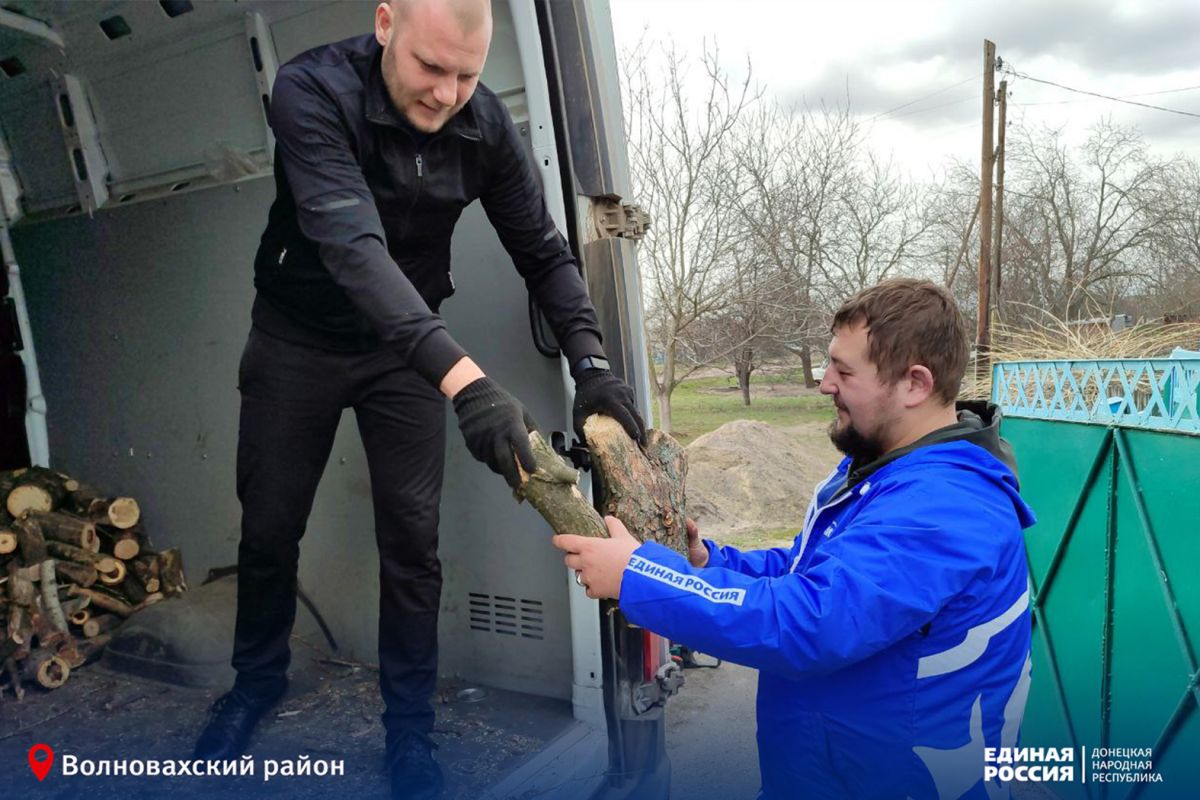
[364,43,482,141]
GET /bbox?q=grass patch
[720,526,799,551]
[655,375,832,445]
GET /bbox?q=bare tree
[816,151,933,303]
[730,102,862,387]
[622,39,757,431]
[1000,119,1174,320]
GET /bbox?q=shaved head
[375,0,492,132]
[392,0,492,37]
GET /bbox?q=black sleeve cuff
[560,330,604,371]
[408,328,470,387]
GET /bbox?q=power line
[1002,67,1200,119]
[867,73,980,121]
[887,93,977,120]
[1015,83,1200,108]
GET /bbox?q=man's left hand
[552,516,640,600]
[573,369,646,446]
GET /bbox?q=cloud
[893,0,1200,78]
[779,63,980,125]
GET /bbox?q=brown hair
[830,278,967,404]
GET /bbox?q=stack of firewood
[0,466,187,700]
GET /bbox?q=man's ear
[375,2,393,47]
[903,364,936,408]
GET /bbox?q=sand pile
[684,420,841,538]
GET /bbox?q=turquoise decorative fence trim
[991,359,1200,434]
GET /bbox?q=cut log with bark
[31,511,99,552]
[97,558,127,587]
[68,607,92,627]
[132,555,161,593]
[21,648,69,689]
[55,560,98,589]
[12,516,48,565]
[514,416,689,557]
[583,415,688,555]
[156,548,186,595]
[89,497,140,530]
[39,560,69,634]
[4,466,69,518]
[100,525,141,560]
[514,433,606,539]
[82,613,122,639]
[67,585,134,618]
[0,528,16,555]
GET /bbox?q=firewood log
[21,648,69,689]
[515,432,606,539]
[67,585,133,617]
[46,540,117,570]
[68,607,91,627]
[54,560,98,589]
[5,603,32,661]
[132,555,161,593]
[6,563,35,607]
[515,416,689,556]
[12,517,48,565]
[99,525,140,560]
[4,467,68,518]
[0,528,15,555]
[157,549,186,595]
[31,511,99,552]
[88,497,140,530]
[38,559,68,634]
[583,416,688,554]
[82,613,122,639]
[97,558,127,587]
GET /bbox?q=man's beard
[828,418,886,464]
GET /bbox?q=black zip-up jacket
[251,34,604,386]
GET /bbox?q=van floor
[1,633,575,799]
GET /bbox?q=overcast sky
[608,0,1200,179]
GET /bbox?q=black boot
[389,732,444,800]
[193,684,286,760]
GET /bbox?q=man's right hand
[686,518,709,568]
[452,377,538,489]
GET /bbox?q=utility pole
[976,39,996,377]
[992,78,1007,312]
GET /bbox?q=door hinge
[591,197,650,241]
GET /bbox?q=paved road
[667,660,761,800]
[665,662,1059,800]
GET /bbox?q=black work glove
[453,377,538,489]
[573,369,647,446]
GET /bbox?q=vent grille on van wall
[467,593,544,640]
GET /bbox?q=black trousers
[232,327,446,741]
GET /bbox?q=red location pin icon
[28,744,54,781]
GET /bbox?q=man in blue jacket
[193,1,643,797]
[556,279,1036,799]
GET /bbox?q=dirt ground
[1,633,562,800]
[685,419,842,543]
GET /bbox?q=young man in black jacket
[192,1,644,797]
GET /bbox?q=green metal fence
[994,360,1200,799]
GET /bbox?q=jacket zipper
[402,153,424,237]
[791,488,858,573]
